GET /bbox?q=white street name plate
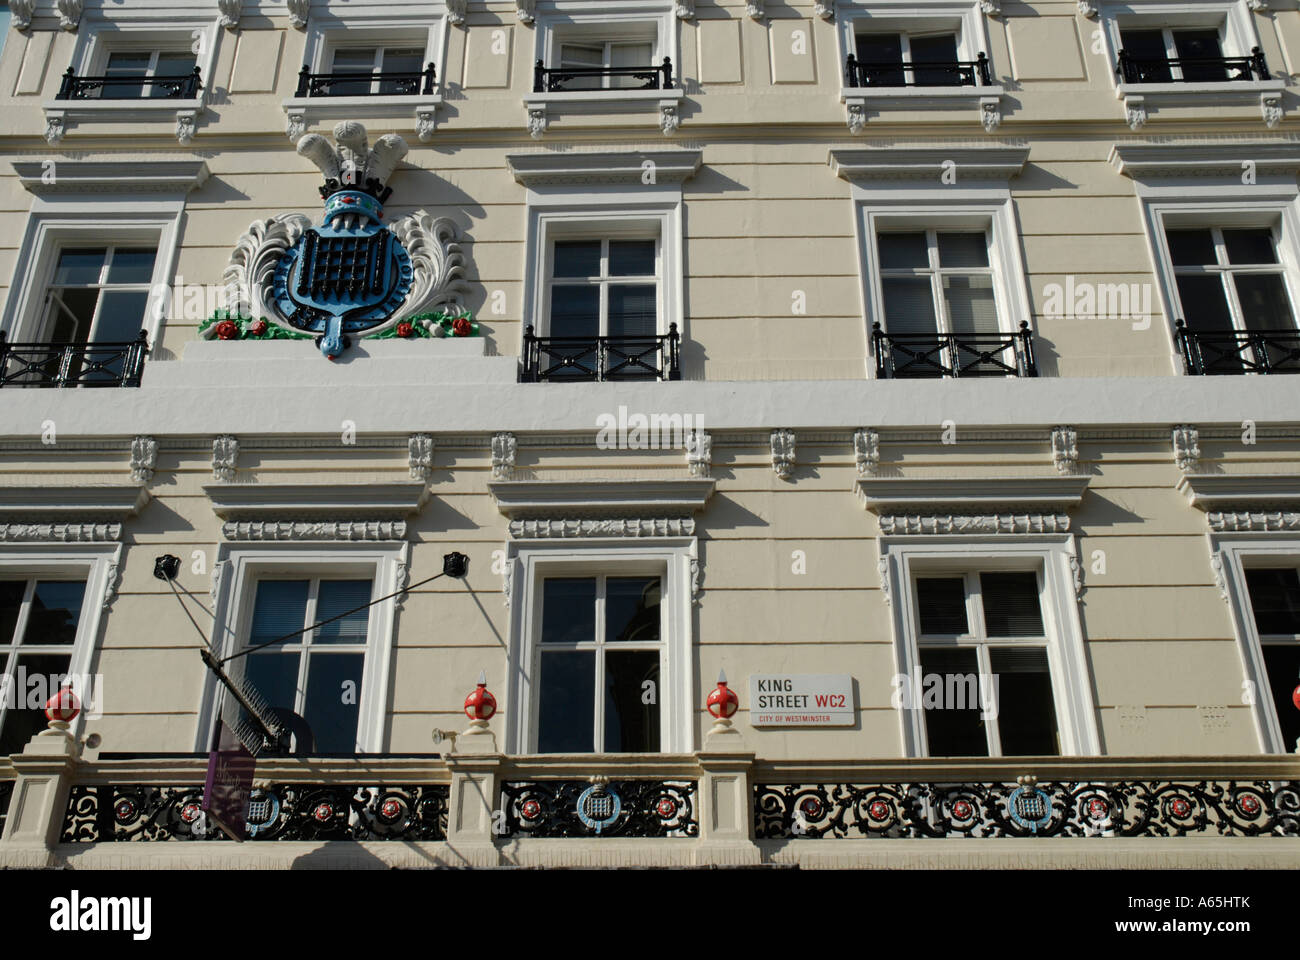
[749,674,855,726]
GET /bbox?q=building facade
[0,0,1298,868]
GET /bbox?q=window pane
[878,232,929,269]
[21,581,85,646]
[105,52,152,76]
[244,649,301,728]
[917,577,969,635]
[53,248,107,286]
[48,288,98,343]
[608,285,657,338]
[381,48,424,73]
[549,286,599,338]
[605,649,660,751]
[1174,275,1234,331]
[979,572,1044,637]
[1166,229,1217,267]
[559,44,603,66]
[610,42,654,89]
[537,651,595,752]
[154,52,198,76]
[0,652,72,755]
[937,233,989,268]
[313,580,372,644]
[942,274,999,336]
[249,581,310,648]
[303,652,364,753]
[910,34,960,86]
[1120,29,1172,83]
[0,582,27,645]
[1244,568,1300,635]
[1262,645,1300,751]
[882,278,938,335]
[609,240,655,276]
[1173,29,1225,82]
[553,241,601,278]
[1223,229,1277,266]
[332,48,377,70]
[606,577,660,643]
[541,578,596,644]
[1233,275,1294,333]
[106,248,158,284]
[92,290,149,344]
[990,647,1059,756]
[918,647,987,757]
[856,33,904,85]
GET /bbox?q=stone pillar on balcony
[694,720,761,865]
[442,717,503,867]
[0,719,80,867]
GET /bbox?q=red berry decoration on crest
[1291,682,1300,712]
[706,669,739,719]
[464,670,497,721]
[451,316,472,337]
[214,319,240,340]
[248,320,268,337]
[396,321,414,338]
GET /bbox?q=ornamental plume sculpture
[218,121,467,358]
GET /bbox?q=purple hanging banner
[203,719,255,842]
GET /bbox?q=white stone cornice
[203,482,431,520]
[221,520,409,541]
[878,514,1073,535]
[0,522,122,542]
[1207,511,1300,532]
[408,434,434,483]
[212,435,239,483]
[1178,474,1300,511]
[10,0,35,30]
[489,479,715,519]
[0,486,149,519]
[857,476,1090,513]
[506,149,702,187]
[1110,142,1300,181]
[13,160,210,196]
[1051,426,1079,475]
[509,517,697,539]
[829,146,1029,183]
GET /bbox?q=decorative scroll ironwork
[62,784,449,842]
[754,780,1300,839]
[845,52,990,88]
[0,331,149,388]
[1175,321,1300,375]
[56,66,203,100]
[295,63,437,98]
[520,324,682,382]
[0,779,14,836]
[1116,47,1267,84]
[500,780,699,838]
[534,57,673,92]
[872,321,1037,379]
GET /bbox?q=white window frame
[323,44,431,97]
[504,539,697,755]
[854,199,1033,378]
[1210,535,1300,754]
[544,232,663,338]
[1,203,184,349]
[1098,0,1262,93]
[38,243,162,346]
[196,543,409,754]
[523,194,684,345]
[880,537,1100,757]
[839,4,989,74]
[1164,223,1297,334]
[303,16,447,87]
[875,225,999,332]
[0,544,120,747]
[535,1,678,81]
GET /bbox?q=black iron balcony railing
[533,57,674,93]
[845,52,991,88]
[520,324,682,383]
[294,62,437,98]
[1175,320,1300,375]
[872,321,1037,379]
[56,66,203,100]
[0,330,150,388]
[1115,46,1268,84]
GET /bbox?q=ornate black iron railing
[755,779,1300,839]
[56,66,202,100]
[1115,46,1268,84]
[295,62,437,98]
[845,52,990,88]
[1175,320,1300,375]
[519,324,682,383]
[872,321,1037,378]
[0,331,150,388]
[499,779,698,838]
[62,783,450,842]
[533,57,674,93]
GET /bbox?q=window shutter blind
[979,572,1044,637]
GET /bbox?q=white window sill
[1115,79,1287,130]
[522,88,686,139]
[281,94,445,143]
[840,86,1005,133]
[42,98,205,145]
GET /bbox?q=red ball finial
[464,670,497,721]
[706,669,739,719]
[1291,682,1300,713]
[45,682,80,724]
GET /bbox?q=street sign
[749,674,855,726]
